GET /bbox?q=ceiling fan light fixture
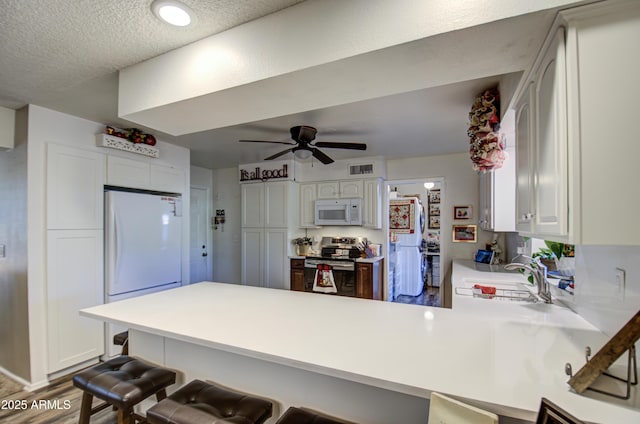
[151,0,193,27]
[293,149,313,160]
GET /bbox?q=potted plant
[292,237,313,256]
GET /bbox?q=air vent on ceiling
[349,163,374,176]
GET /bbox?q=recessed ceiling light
[151,0,193,27]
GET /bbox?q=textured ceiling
[1,1,557,169]
[0,0,304,108]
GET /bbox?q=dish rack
[455,286,537,302]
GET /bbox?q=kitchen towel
[313,264,337,293]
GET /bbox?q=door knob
[202,252,208,257]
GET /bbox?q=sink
[455,279,538,303]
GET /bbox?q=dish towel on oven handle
[313,264,337,293]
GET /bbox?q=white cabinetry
[45,144,105,372]
[515,83,535,233]
[47,144,105,230]
[479,146,515,232]
[241,181,297,288]
[317,181,339,199]
[514,1,640,244]
[46,229,104,372]
[563,1,640,245]
[317,180,363,199]
[299,183,319,228]
[300,179,377,228]
[514,27,568,239]
[363,178,382,229]
[106,155,185,193]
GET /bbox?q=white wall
[0,107,30,381]
[573,246,640,338]
[387,152,494,278]
[211,167,242,283]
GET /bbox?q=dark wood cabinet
[290,258,305,292]
[290,258,383,300]
[356,260,383,300]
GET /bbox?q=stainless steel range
[301,237,365,297]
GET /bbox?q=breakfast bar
[80,276,640,424]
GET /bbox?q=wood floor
[0,371,118,424]
[394,285,441,307]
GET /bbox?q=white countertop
[81,264,640,423]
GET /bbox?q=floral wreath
[467,88,508,172]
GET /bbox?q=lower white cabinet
[241,228,289,290]
[46,229,104,372]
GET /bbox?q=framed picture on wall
[452,224,477,243]
[453,205,472,220]
[429,215,440,229]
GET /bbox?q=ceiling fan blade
[311,148,334,164]
[314,141,367,150]
[264,148,293,160]
[239,139,295,145]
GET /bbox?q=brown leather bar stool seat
[147,379,273,424]
[73,355,176,424]
[275,407,351,424]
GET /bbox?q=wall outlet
[615,268,626,296]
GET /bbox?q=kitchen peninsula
[80,281,640,424]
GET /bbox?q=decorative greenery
[292,237,313,246]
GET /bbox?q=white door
[190,187,211,283]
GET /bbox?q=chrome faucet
[504,257,553,304]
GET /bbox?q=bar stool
[73,355,176,424]
[113,331,129,355]
[147,379,273,424]
[275,407,351,424]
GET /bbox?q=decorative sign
[238,161,294,183]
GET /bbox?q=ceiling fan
[239,125,367,164]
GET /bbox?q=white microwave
[314,198,362,226]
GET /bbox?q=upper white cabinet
[317,180,364,199]
[106,155,185,194]
[340,180,364,198]
[563,1,640,245]
[317,181,339,199]
[299,183,319,228]
[47,144,105,230]
[241,183,265,227]
[363,178,382,229]
[515,83,535,233]
[514,27,568,239]
[532,27,568,237]
[514,0,640,244]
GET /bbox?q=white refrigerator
[104,189,183,356]
[390,197,425,297]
